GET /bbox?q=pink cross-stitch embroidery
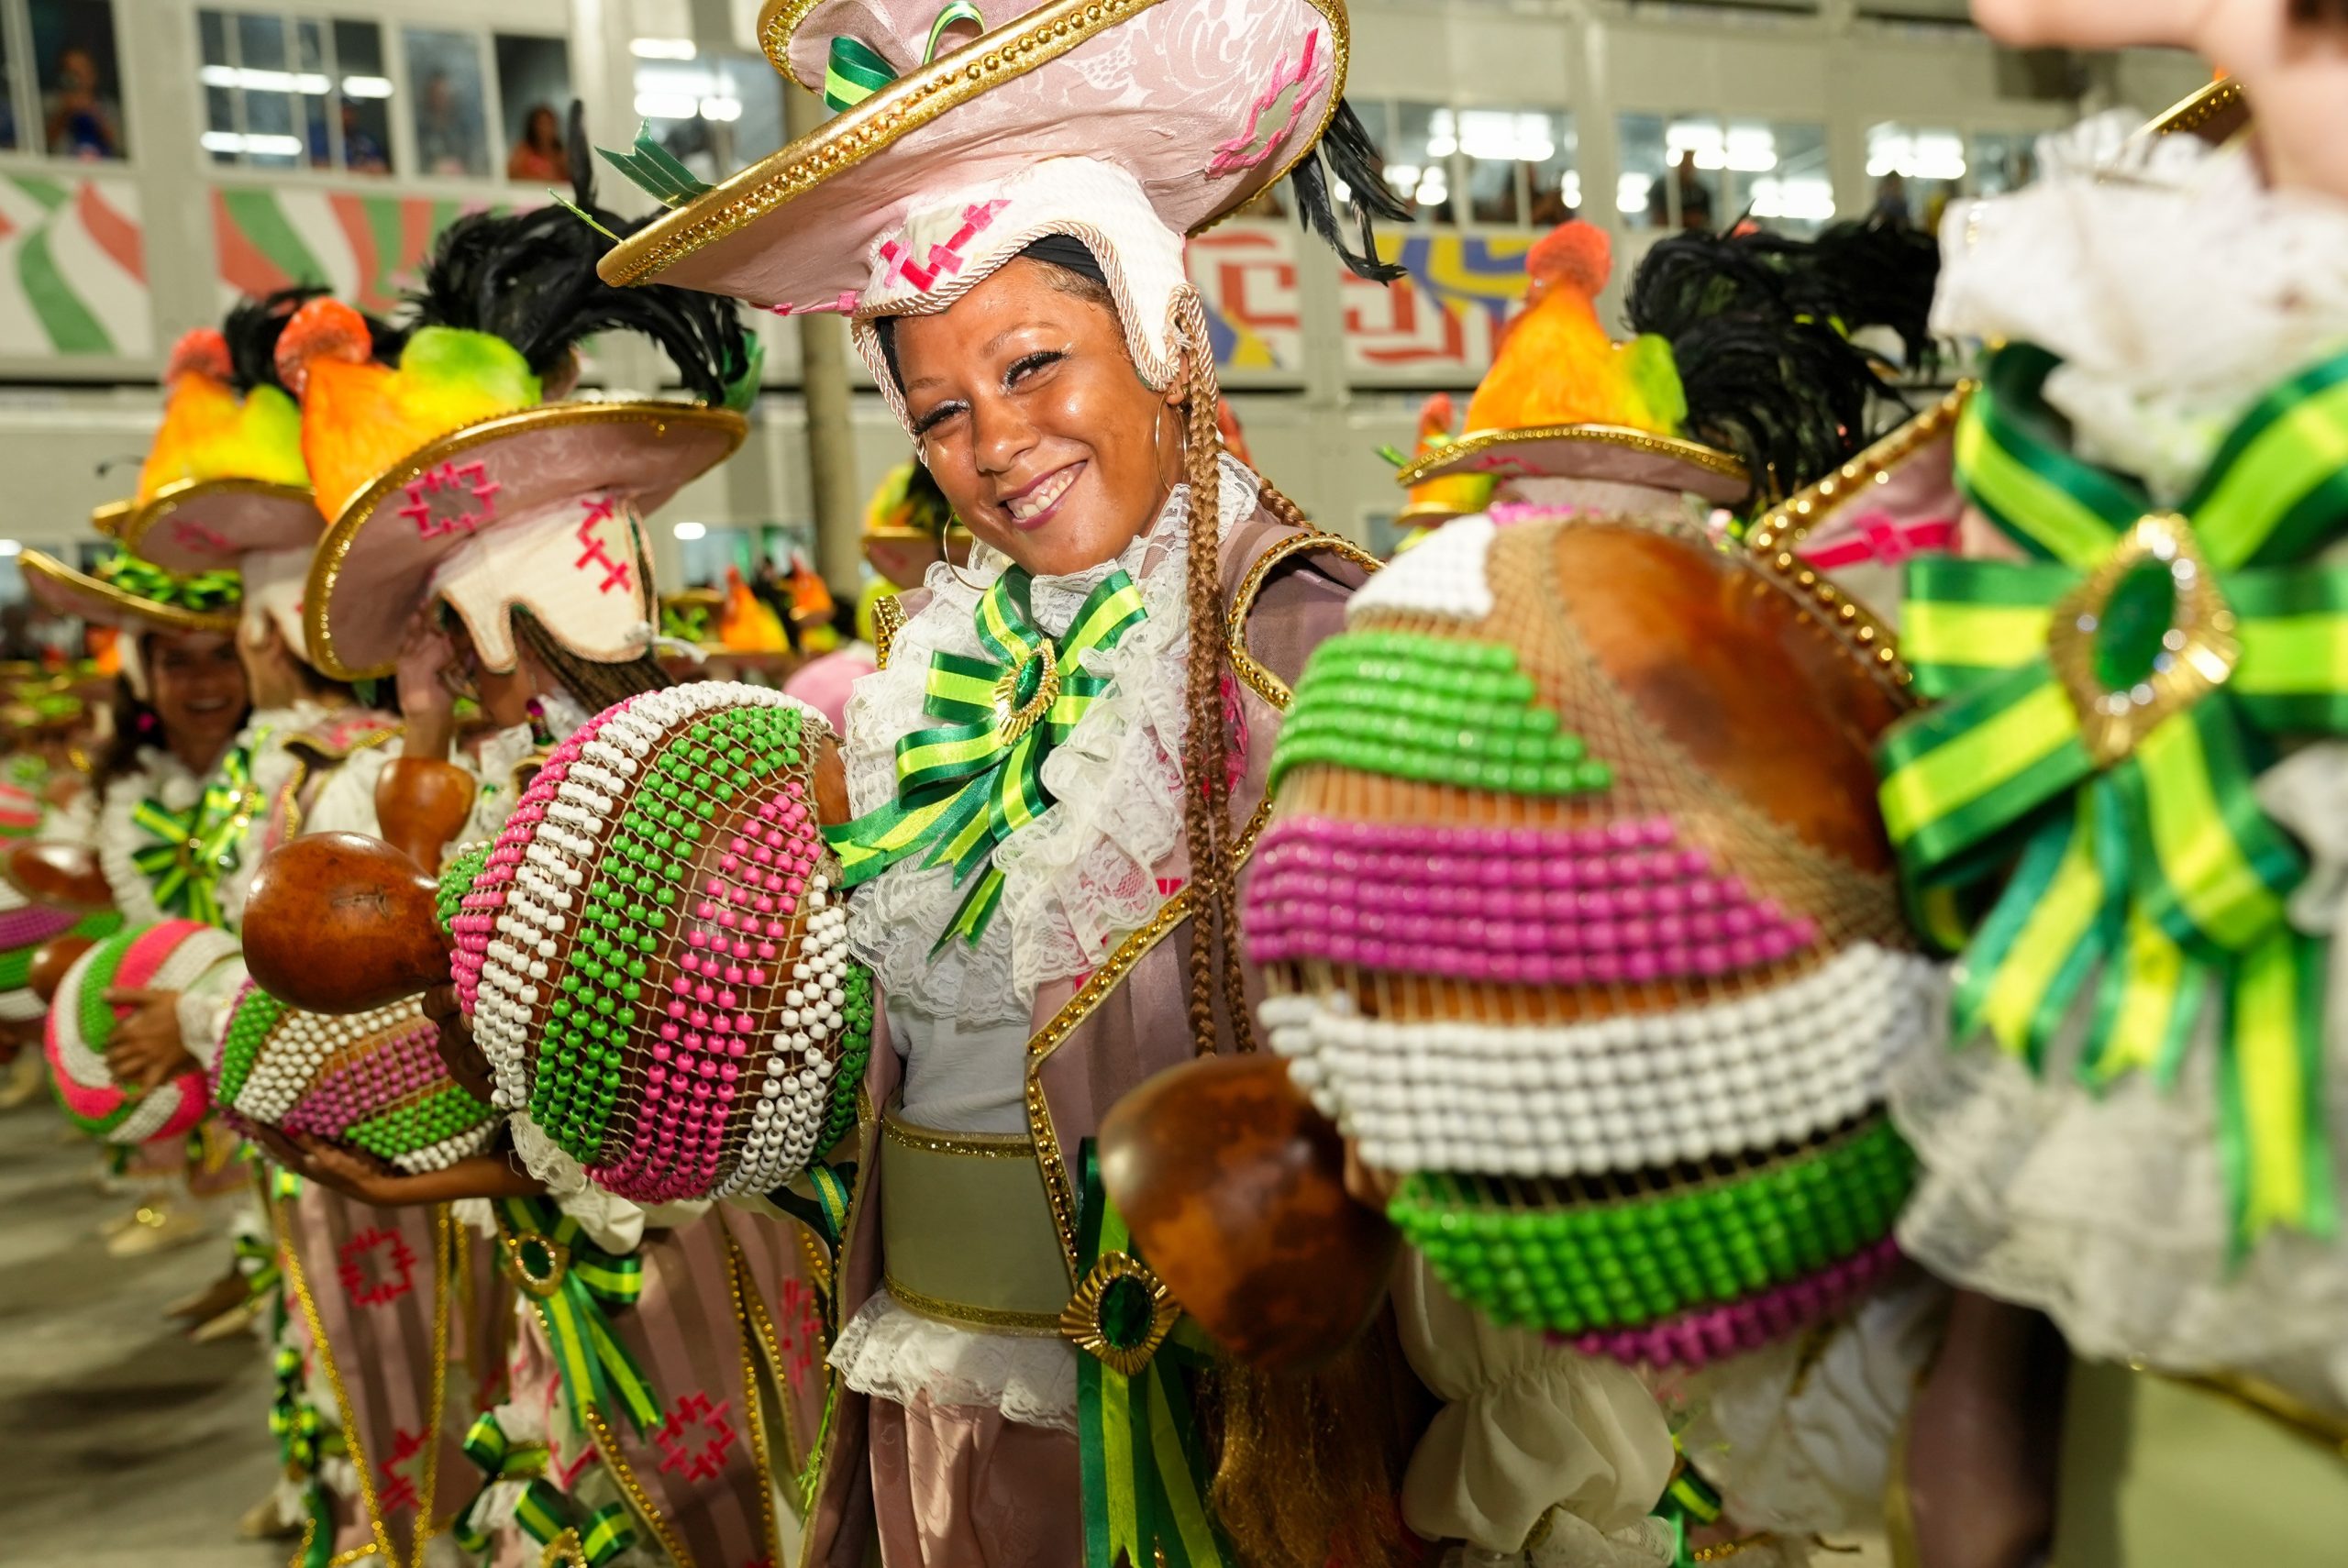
[573,495,633,596]
[776,1278,823,1386]
[337,1225,419,1308]
[876,200,1012,293]
[652,1390,739,1482]
[1207,29,1326,178]
[399,459,501,539]
[168,517,232,553]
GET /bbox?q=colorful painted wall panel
[211,185,510,314]
[1341,231,1535,378]
[1189,226,1304,379]
[0,173,148,359]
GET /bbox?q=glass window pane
[1734,121,1835,236]
[1530,111,1578,226]
[1661,116,1723,231]
[1458,108,1568,226]
[1970,130,2037,197]
[245,89,299,168]
[494,35,572,182]
[235,13,285,72]
[1866,123,1965,230]
[335,21,393,174]
[0,20,15,152]
[404,28,491,177]
[1388,102,1455,226]
[204,84,238,164]
[31,0,127,160]
[1616,113,1667,230]
[198,9,230,68]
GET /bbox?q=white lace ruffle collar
[1933,111,2348,502]
[97,702,323,931]
[839,455,1259,1026]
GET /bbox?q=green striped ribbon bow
[495,1197,663,1437]
[824,565,1147,951]
[1878,341,2348,1250]
[129,735,264,928]
[452,1410,637,1564]
[1069,1143,1232,1568]
[825,3,986,112]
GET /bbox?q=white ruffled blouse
[830,456,1261,1432]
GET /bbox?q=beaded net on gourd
[447,681,874,1203]
[211,984,498,1174]
[47,920,238,1145]
[1248,515,1937,1369]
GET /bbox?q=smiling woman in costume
[595,0,1430,1562]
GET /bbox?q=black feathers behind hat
[223,285,405,392]
[409,103,759,409]
[1624,220,1942,499]
[1290,101,1413,283]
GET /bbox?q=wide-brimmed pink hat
[606,0,1347,301]
[1393,425,1753,513]
[282,170,761,681]
[20,549,241,639]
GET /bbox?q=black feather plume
[1290,99,1410,282]
[221,286,326,394]
[1623,223,1944,498]
[407,101,758,407]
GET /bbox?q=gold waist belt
[880,1111,1070,1334]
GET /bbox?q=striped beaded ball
[211,982,499,1174]
[446,681,865,1202]
[1247,513,1942,1365]
[46,919,239,1144]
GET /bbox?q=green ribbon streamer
[824,2,986,112]
[593,121,713,209]
[495,1197,663,1437]
[1072,1143,1232,1568]
[128,734,265,928]
[452,1411,636,1564]
[1878,341,2348,1251]
[93,551,242,613]
[1656,1455,1724,1568]
[824,566,1146,949]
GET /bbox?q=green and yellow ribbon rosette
[1881,343,2348,1253]
[129,733,267,927]
[494,1197,664,1437]
[452,1410,636,1565]
[825,564,1147,951]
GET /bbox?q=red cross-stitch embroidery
[168,517,232,553]
[652,1390,739,1483]
[337,1225,419,1308]
[376,1425,429,1513]
[573,495,633,596]
[399,459,501,539]
[876,200,1012,293]
[776,1278,823,1387]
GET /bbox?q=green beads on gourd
[1389,1120,1917,1333]
[216,986,289,1106]
[437,842,493,939]
[814,962,877,1160]
[1269,630,1613,796]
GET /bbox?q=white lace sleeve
[177,954,249,1071]
[461,723,541,844]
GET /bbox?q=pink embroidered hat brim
[600,0,1349,311]
[1393,425,1753,509]
[18,549,240,636]
[116,477,322,577]
[303,402,747,682]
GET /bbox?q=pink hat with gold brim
[602,0,1351,319]
[1393,425,1753,510]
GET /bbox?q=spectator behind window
[506,103,563,182]
[43,46,119,160]
[415,72,476,176]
